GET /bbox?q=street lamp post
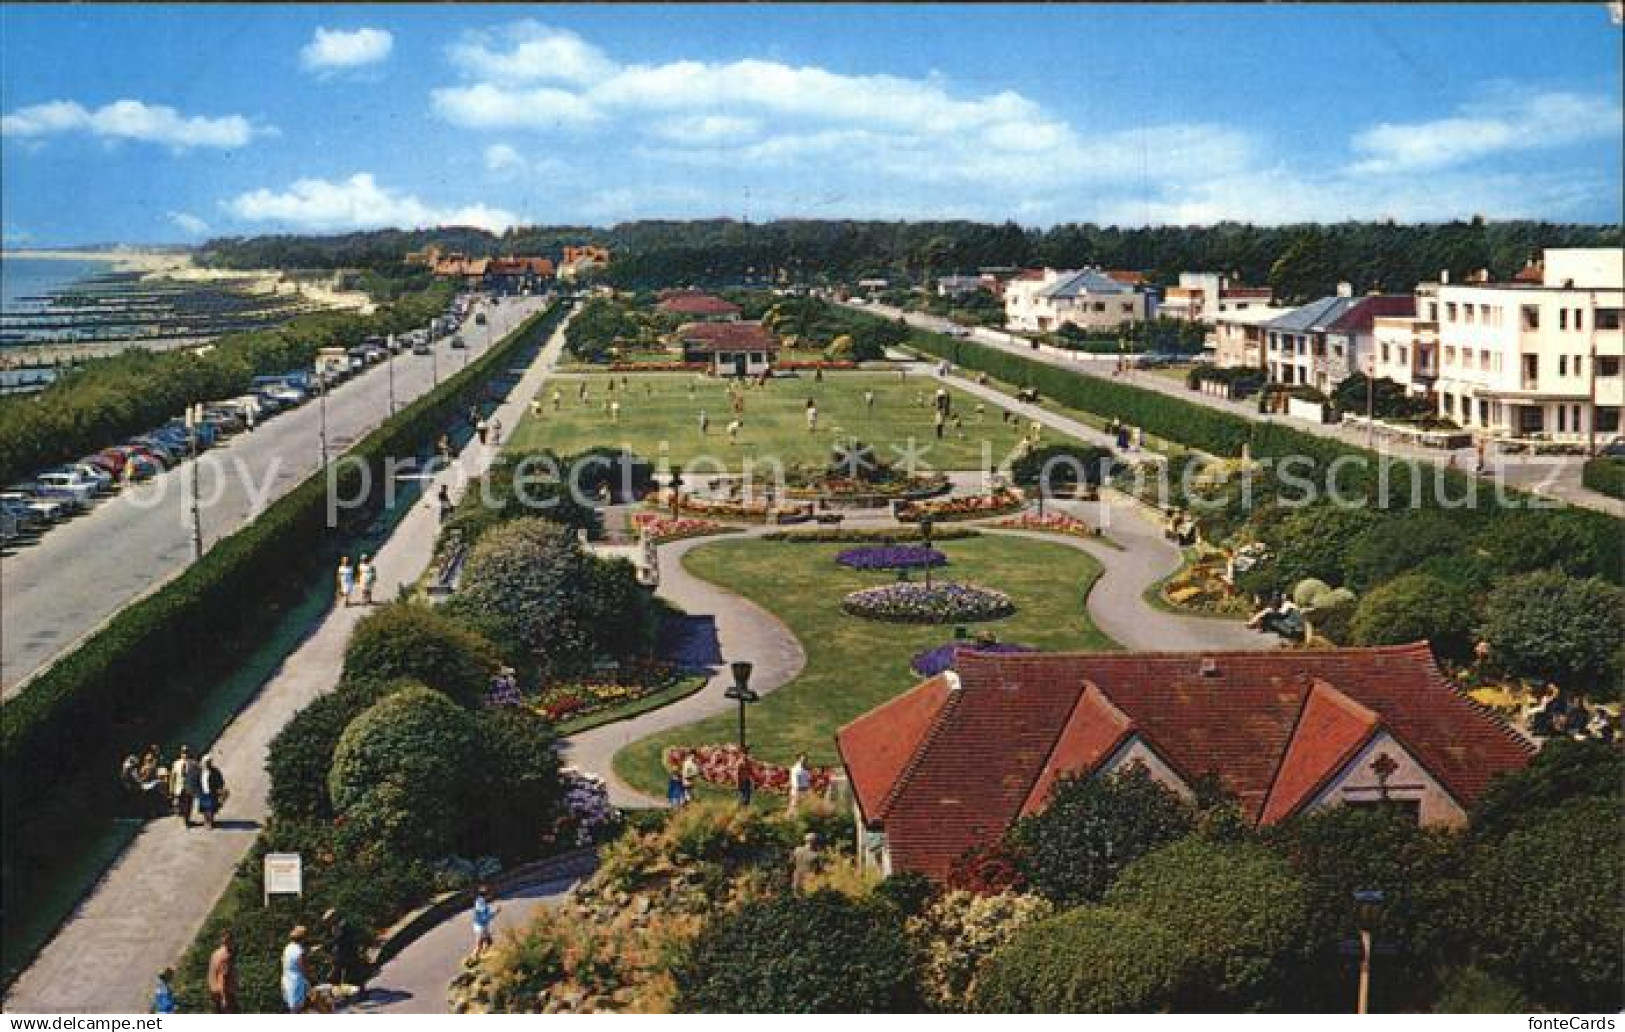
[185,403,204,560]
[723,661,758,752]
[1353,889,1385,1014]
[317,372,330,469]
[387,333,397,416]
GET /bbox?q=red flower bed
[631,513,743,544]
[664,744,838,795]
[895,487,1024,523]
[608,361,708,373]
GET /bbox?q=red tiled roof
[1258,680,1379,824]
[678,321,781,353]
[1105,270,1147,285]
[836,644,1532,880]
[1221,286,1274,299]
[659,294,742,316]
[1331,295,1416,334]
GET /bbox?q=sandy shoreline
[2,248,191,274]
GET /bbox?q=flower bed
[784,472,950,501]
[842,582,1016,624]
[657,495,806,523]
[910,640,1036,677]
[895,487,1024,523]
[777,360,859,371]
[534,665,686,725]
[835,545,947,571]
[996,512,1100,539]
[664,744,838,796]
[761,526,981,543]
[631,512,743,544]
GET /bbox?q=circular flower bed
[910,640,1037,677]
[835,545,948,570]
[841,582,1016,624]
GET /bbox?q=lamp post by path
[185,403,204,560]
[1352,889,1385,1014]
[317,374,330,470]
[724,661,758,752]
[387,333,397,416]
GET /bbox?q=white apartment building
[1411,249,1623,443]
[1212,305,1292,368]
[1160,272,1275,324]
[1004,268,1148,333]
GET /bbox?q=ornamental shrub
[1478,571,1625,694]
[1104,837,1312,1011]
[471,705,564,863]
[675,890,919,1012]
[447,518,598,678]
[1009,443,1113,490]
[973,905,1189,1013]
[908,889,1054,1012]
[1341,513,1469,592]
[1009,766,1196,907]
[1350,573,1476,661]
[267,675,409,821]
[1474,508,1618,581]
[1237,504,1379,596]
[342,603,502,707]
[328,685,480,858]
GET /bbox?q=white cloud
[447,21,612,84]
[300,27,394,73]
[168,212,210,236]
[431,82,601,129]
[1,99,269,150]
[226,173,519,233]
[1350,90,1621,175]
[482,143,564,182]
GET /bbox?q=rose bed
[841,582,1016,624]
[835,545,948,570]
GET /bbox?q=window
[1446,302,1458,321]
[1480,349,1490,371]
[1382,343,1391,362]
[1599,356,1622,377]
[1574,309,1584,331]
[1574,356,1584,378]
[1444,346,1456,365]
[1399,346,1409,364]
[1092,301,1106,313]
[1522,305,1541,331]
[1560,309,1569,331]
[1558,406,1567,432]
[1464,305,1475,325]
[1597,309,1622,330]
[1598,407,1621,433]
[1560,355,1568,376]
[1426,302,1438,321]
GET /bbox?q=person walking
[323,907,367,995]
[207,931,239,1013]
[151,968,178,1014]
[197,754,226,830]
[490,418,503,445]
[169,746,196,827]
[578,380,588,403]
[934,409,946,440]
[790,833,821,894]
[437,435,452,468]
[610,400,621,423]
[680,753,700,804]
[788,753,812,814]
[244,405,256,432]
[735,747,755,807]
[552,388,562,411]
[470,887,498,960]
[437,485,455,524]
[864,389,875,412]
[726,418,742,445]
[476,418,490,445]
[698,409,709,436]
[336,556,355,608]
[666,767,686,808]
[281,926,311,1014]
[357,554,376,605]
[806,401,819,433]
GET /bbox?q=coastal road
[851,299,1624,517]
[0,293,549,695]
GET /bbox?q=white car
[35,470,100,508]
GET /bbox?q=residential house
[1160,272,1275,324]
[1004,268,1150,333]
[677,321,781,376]
[559,245,611,283]
[1370,282,1440,399]
[1264,289,1415,392]
[936,274,989,298]
[1406,249,1624,443]
[657,292,742,321]
[1211,305,1292,369]
[837,644,1531,880]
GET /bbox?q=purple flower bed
[835,545,948,570]
[841,582,1016,624]
[910,640,1037,677]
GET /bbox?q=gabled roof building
[836,644,1531,880]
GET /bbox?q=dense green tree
[1478,571,1625,694]
[1104,837,1312,1011]
[266,676,406,821]
[1341,514,1470,592]
[1349,573,1476,660]
[1238,504,1380,596]
[973,905,1189,1013]
[328,685,480,857]
[1474,509,1617,580]
[1460,798,1624,1012]
[1009,766,1196,907]
[472,705,564,862]
[676,890,919,1012]
[1469,737,1620,842]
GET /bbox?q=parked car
[413,339,433,356]
[263,384,308,406]
[1,491,68,524]
[34,470,101,508]
[1600,438,1625,459]
[57,462,115,494]
[132,435,185,464]
[0,497,49,536]
[120,442,174,471]
[450,336,467,350]
[1,507,19,545]
[202,407,244,434]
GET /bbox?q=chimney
[1336,281,1353,298]
[1199,657,1220,678]
[1440,269,1450,284]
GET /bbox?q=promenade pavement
[1,295,548,694]
[2,304,573,1014]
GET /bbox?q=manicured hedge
[0,301,565,945]
[1581,457,1625,499]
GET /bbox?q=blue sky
[2,3,1620,246]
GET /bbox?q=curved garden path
[558,526,809,808]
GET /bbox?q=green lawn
[508,371,1064,472]
[612,533,1116,797]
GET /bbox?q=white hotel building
[1380,249,1623,444]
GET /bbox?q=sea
[0,255,116,312]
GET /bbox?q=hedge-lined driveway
[1,296,546,694]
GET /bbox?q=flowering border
[841,582,1017,624]
[664,744,837,796]
[835,545,948,570]
[995,512,1100,539]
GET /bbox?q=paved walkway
[857,300,1624,517]
[358,876,582,1015]
[3,306,576,1014]
[558,527,809,808]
